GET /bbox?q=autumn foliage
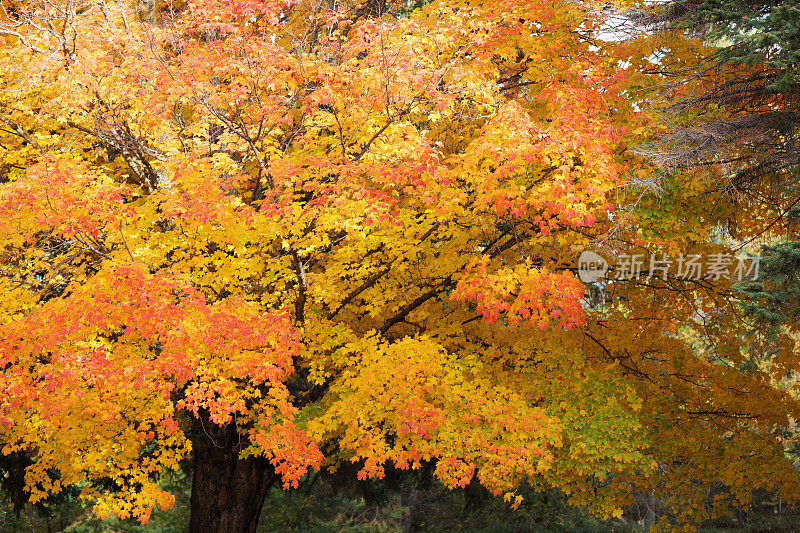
[0,0,798,530]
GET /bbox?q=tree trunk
[188,415,277,533]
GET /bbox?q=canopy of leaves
[0,0,797,530]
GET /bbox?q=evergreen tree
[635,0,799,206]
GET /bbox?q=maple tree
[0,0,798,531]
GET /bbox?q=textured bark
[188,416,276,533]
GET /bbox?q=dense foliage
[0,0,798,532]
